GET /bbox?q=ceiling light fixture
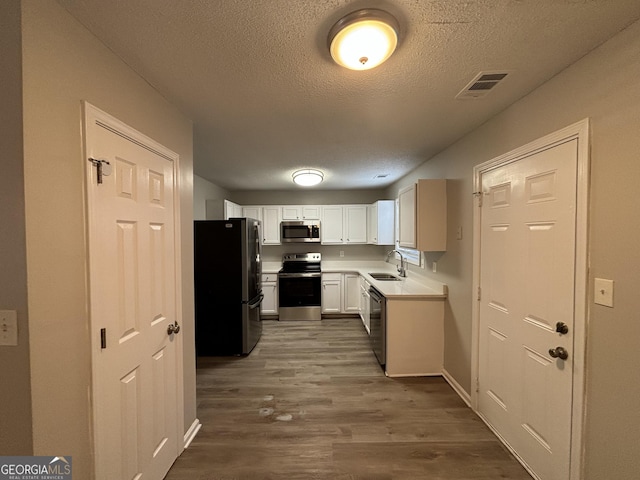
[328,9,400,71]
[292,169,324,187]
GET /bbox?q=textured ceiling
[57,0,640,191]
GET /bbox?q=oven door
[278,272,322,320]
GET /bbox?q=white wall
[21,1,195,478]
[385,18,640,480]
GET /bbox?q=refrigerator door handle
[247,294,264,309]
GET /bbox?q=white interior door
[477,139,578,480]
[85,104,181,480]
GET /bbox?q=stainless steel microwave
[281,221,321,243]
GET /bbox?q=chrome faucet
[386,249,406,277]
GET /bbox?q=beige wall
[0,0,33,455]
[385,19,640,479]
[193,174,230,220]
[21,0,195,478]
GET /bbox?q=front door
[477,138,580,480]
[84,103,182,480]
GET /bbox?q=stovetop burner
[280,253,321,273]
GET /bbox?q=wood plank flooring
[165,318,530,480]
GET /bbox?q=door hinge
[477,286,481,301]
[100,328,107,349]
[88,157,112,185]
[473,191,483,207]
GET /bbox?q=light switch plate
[594,278,614,307]
[0,310,18,346]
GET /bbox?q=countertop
[261,260,447,299]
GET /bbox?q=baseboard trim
[183,418,202,449]
[442,368,472,407]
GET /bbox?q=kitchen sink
[369,272,402,281]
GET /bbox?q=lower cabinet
[385,298,444,377]
[261,274,278,315]
[321,273,341,313]
[321,272,361,314]
[342,273,360,313]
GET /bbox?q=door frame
[82,101,185,477]
[470,119,590,480]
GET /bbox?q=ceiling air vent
[456,71,510,99]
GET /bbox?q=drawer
[262,274,277,283]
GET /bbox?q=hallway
[165,318,530,479]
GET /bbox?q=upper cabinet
[281,205,321,220]
[398,179,447,251]
[225,199,243,219]
[242,206,262,222]
[321,205,367,244]
[261,206,281,244]
[368,200,395,245]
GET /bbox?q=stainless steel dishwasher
[369,286,386,366]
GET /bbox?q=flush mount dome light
[328,9,399,71]
[292,169,324,186]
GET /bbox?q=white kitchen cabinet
[368,200,395,245]
[397,179,447,251]
[242,206,262,222]
[344,205,367,243]
[321,206,344,244]
[301,205,321,219]
[321,205,367,245]
[281,206,301,220]
[321,273,342,313]
[261,273,278,315]
[281,205,321,220]
[224,199,243,219]
[261,206,281,244]
[342,273,360,313]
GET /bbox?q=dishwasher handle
[369,287,383,304]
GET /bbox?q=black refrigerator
[194,218,263,355]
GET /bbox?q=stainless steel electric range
[277,253,321,321]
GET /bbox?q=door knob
[167,321,181,335]
[549,346,568,360]
[555,322,569,334]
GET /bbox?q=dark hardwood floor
[165,318,530,480]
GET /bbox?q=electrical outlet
[0,310,18,346]
[339,250,344,258]
[432,262,437,273]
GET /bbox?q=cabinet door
[321,273,342,313]
[398,184,416,248]
[281,206,301,220]
[321,206,344,244]
[376,200,395,245]
[342,273,360,313]
[302,205,321,219]
[242,206,262,222]
[261,282,278,315]
[344,205,367,244]
[224,199,242,220]
[367,203,378,244]
[262,206,281,244]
